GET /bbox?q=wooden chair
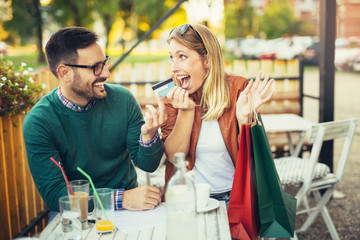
[274,118,357,240]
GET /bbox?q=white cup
[195,183,211,210]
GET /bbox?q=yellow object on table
[96,219,114,233]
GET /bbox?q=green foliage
[224,0,254,38]
[0,56,43,116]
[93,0,124,54]
[297,20,316,36]
[259,0,297,39]
[4,0,46,63]
[224,0,316,39]
[45,0,95,27]
[134,0,172,38]
[4,0,39,44]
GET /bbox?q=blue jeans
[48,211,59,224]
[210,190,231,209]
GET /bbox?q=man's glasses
[65,55,110,76]
[169,24,207,54]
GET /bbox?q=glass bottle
[165,152,197,240]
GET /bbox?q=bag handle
[248,93,260,126]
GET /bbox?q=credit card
[152,77,175,97]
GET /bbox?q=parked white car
[256,38,285,59]
[239,38,266,59]
[275,36,314,60]
[351,54,360,72]
[334,38,360,70]
[224,38,243,58]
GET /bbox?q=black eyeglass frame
[64,55,110,76]
[169,24,207,54]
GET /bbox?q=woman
[161,23,274,204]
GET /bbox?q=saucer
[197,198,220,213]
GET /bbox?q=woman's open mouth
[177,75,191,89]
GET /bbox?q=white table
[39,201,231,240]
[261,114,314,157]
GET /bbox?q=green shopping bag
[251,114,297,238]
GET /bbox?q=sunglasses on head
[169,24,207,54]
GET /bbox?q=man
[23,27,166,216]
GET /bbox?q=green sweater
[23,84,163,211]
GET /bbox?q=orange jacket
[161,73,249,192]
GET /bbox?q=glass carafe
[165,152,197,240]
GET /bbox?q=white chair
[274,118,357,240]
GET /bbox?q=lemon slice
[96,219,114,232]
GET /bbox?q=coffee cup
[67,179,95,229]
[195,183,211,210]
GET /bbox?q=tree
[133,0,173,39]
[0,23,9,41]
[4,0,185,64]
[45,0,94,27]
[4,0,46,63]
[296,20,316,36]
[115,0,134,53]
[92,0,124,54]
[258,0,297,39]
[224,0,254,39]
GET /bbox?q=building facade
[337,0,360,38]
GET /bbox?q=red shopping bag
[228,124,259,240]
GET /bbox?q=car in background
[350,54,360,72]
[224,38,243,58]
[334,37,360,70]
[275,36,314,60]
[224,38,267,59]
[0,41,8,55]
[239,38,266,59]
[256,38,285,60]
[300,39,320,65]
[345,50,360,72]
[225,36,317,61]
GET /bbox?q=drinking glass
[59,195,82,240]
[67,179,95,229]
[95,188,115,234]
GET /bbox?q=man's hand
[122,185,161,210]
[141,94,167,143]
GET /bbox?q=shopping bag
[228,124,259,240]
[251,114,297,238]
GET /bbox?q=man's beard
[71,70,107,102]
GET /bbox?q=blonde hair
[167,24,230,120]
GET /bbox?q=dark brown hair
[45,27,98,77]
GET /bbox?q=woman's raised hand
[236,70,274,124]
[166,86,196,111]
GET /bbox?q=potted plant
[0,55,43,116]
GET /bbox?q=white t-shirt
[193,120,235,194]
